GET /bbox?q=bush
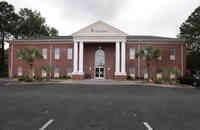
[24,78,33,82]
[16,76,26,81]
[156,68,163,73]
[154,79,164,84]
[53,76,70,80]
[85,74,91,79]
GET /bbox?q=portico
[71,21,128,80]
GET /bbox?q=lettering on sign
[91,28,108,33]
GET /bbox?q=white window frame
[67,48,72,60]
[32,68,35,77]
[170,48,175,60]
[129,67,135,78]
[42,69,47,78]
[42,48,48,59]
[54,67,60,78]
[156,73,162,79]
[67,68,73,77]
[17,67,23,76]
[143,68,148,79]
[55,48,60,60]
[170,73,176,79]
[129,48,135,60]
[158,56,162,60]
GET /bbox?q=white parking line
[39,119,54,130]
[143,122,153,130]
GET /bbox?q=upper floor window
[17,66,22,76]
[67,48,72,60]
[42,48,48,59]
[129,48,135,60]
[170,48,175,60]
[143,49,148,60]
[55,48,60,60]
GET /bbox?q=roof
[14,35,183,42]
[127,35,182,41]
[16,36,73,40]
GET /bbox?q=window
[54,67,60,78]
[32,68,35,77]
[170,48,175,60]
[67,68,73,77]
[17,50,22,60]
[67,48,72,60]
[42,48,48,59]
[129,67,135,77]
[158,56,162,60]
[129,48,135,60]
[143,49,148,60]
[142,68,148,79]
[55,48,60,59]
[17,67,22,76]
[156,68,163,79]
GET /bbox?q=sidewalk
[0,78,193,88]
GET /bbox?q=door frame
[94,65,105,80]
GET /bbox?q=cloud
[51,0,126,21]
[6,0,200,37]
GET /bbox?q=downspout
[138,40,141,78]
[181,44,184,76]
[10,40,14,78]
[49,44,52,78]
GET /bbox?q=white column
[121,40,127,75]
[72,40,78,74]
[115,40,120,75]
[79,41,84,75]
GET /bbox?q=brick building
[8,21,186,80]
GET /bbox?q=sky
[5,0,200,38]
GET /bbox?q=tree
[40,65,55,80]
[15,8,58,39]
[136,46,161,80]
[48,27,58,36]
[180,6,200,54]
[0,1,19,71]
[17,48,43,79]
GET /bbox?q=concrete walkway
[56,79,192,88]
[0,78,192,88]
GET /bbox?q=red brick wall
[10,41,73,78]
[126,41,186,78]
[9,40,186,79]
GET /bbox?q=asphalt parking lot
[0,83,199,130]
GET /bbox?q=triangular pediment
[72,21,128,37]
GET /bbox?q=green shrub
[24,77,33,82]
[16,76,26,81]
[154,79,164,84]
[156,68,163,73]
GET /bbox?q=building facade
[8,21,186,80]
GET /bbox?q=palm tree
[136,46,161,80]
[17,48,43,79]
[40,65,55,80]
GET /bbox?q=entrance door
[95,66,104,79]
[95,47,105,80]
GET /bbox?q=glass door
[95,47,105,80]
[95,66,104,80]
